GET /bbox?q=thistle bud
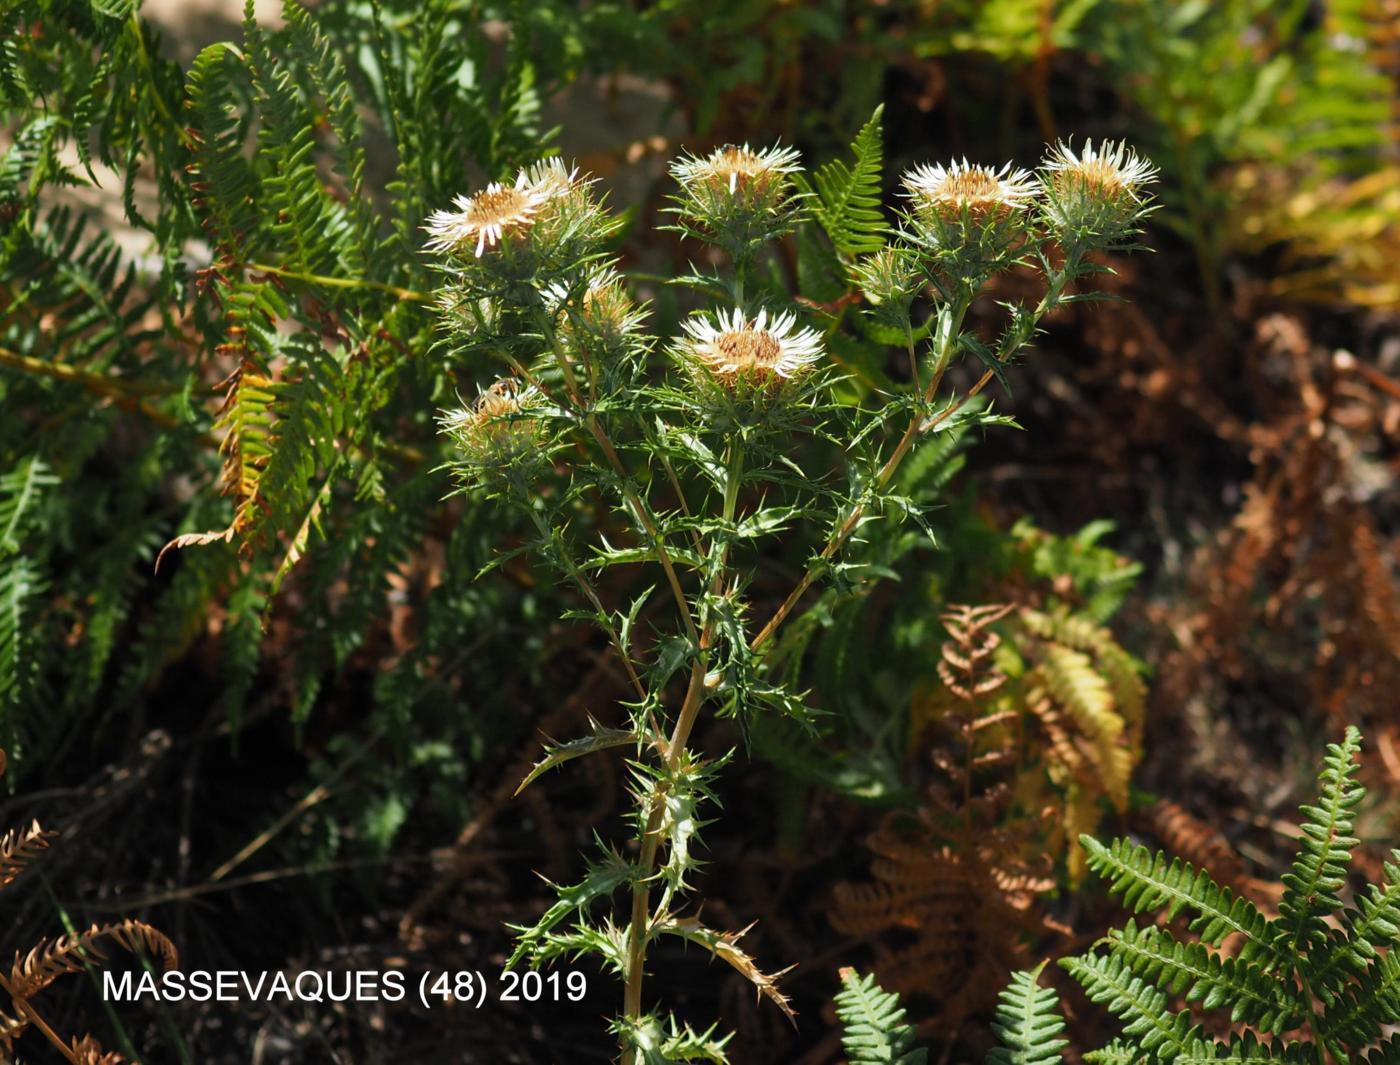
[1039,139,1157,247]
[549,268,649,364]
[852,245,922,320]
[439,378,546,479]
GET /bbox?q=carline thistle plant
[426,119,1156,1062]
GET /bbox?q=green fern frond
[834,968,927,1065]
[1277,725,1364,959]
[1060,952,1206,1063]
[1318,950,1400,1048]
[987,964,1068,1065]
[1080,836,1280,967]
[795,105,888,259]
[1105,922,1299,1034]
[0,457,56,555]
[1313,850,1400,994]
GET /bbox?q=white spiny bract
[990,726,1400,1065]
[425,108,1154,1063]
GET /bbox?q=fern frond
[0,458,57,554]
[9,920,178,1000]
[70,1034,127,1065]
[0,1004,27,1051]
[835,967,927,1065]
[1060,952,1206,1063]
[796,105,888,259]
[1313,849,1400,993]
[1083,1040,1140,1065]
[0,819,55,889]
[1080,836,1281,968]
[1277,726,1364,959]
[1171,1032,1314,1065]
[987,963,1067,1065]
[185,42,258,247]
[0,556,46,730]
[1105,921,1299,1033]
[1318,950,1400,1049]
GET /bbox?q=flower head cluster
[439,378,546,478]
[425,159,613,288]
[1039,139,1158,244]
[669,143,803,257]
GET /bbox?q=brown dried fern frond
[70,1033,128,1065]
[829,806,1052,1032]
[1136,799,1248,896]
[938,603,1013,703]
[0,1006,28,1052]
[9,920,179,1001]
[1,819,55,890]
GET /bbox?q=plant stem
[246,262,432,302]
[619,660,705,1064]
[749,296,969,652]
[540,313,701,647]
[750,256,1082,653]
[619,442,744,1060]
[0,972,82,1063]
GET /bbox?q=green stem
[540,313,700,647]
[619,441,744,1060]
[750,295,969,651]
[525,506,647,702]
[247,262,431,302]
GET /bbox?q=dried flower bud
[1039,139,1157,245]
[439,378,546,476]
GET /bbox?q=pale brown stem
[1,972,83,1063]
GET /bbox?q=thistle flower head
[902,159,1038,224]
[439,378,545,474]
[671,143,802,198]
[524,157,584,200]
[1040,139,1157,244]
[678,307,822,386]
[424,171,549,259]
[668,143,803,254]
[424,158,613,286]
